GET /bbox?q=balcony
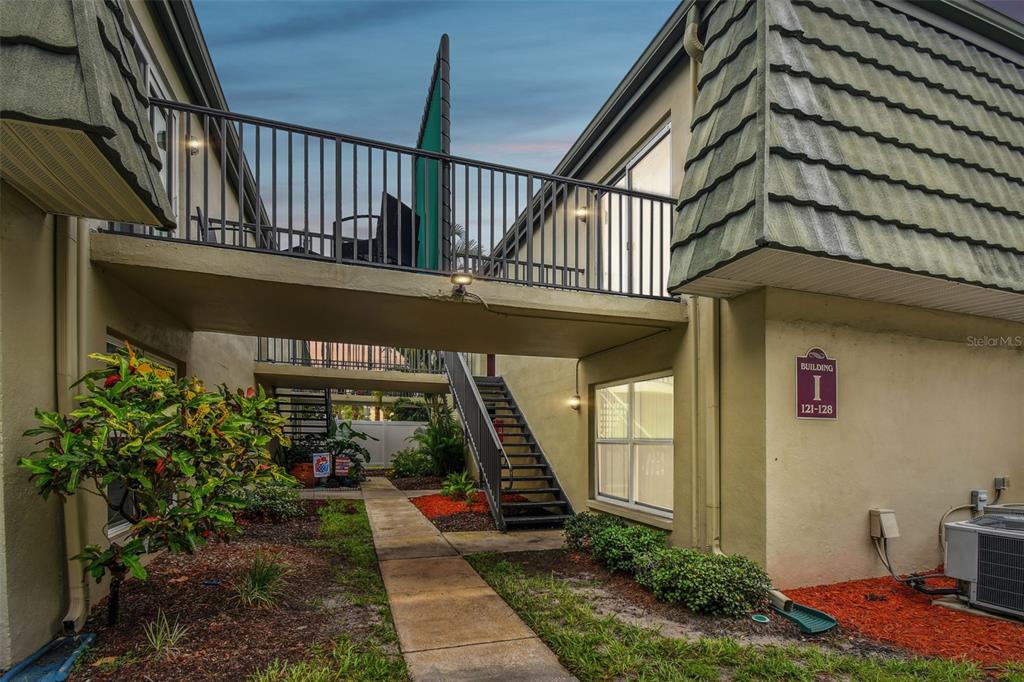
[106,99,678,300]
[254,338,448,394]
[93,101,687,357]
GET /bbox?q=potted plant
[283,433,325,488]
[326,419,376,486]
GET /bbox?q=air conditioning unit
[944,505,1024,619]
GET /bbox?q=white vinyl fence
[355,420,426,468]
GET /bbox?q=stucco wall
[188,332,256,389]
[506,58,692,291]
[0,184,64,669]
[497,325,692,540]
[0,203,259,668]
[762,290,1024,588]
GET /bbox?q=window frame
[597,122,672,296]
[593,370,674,518]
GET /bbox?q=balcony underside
[255,362,448,393]
[92,234,686,358]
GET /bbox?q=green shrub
[441,471,475,499]
[390,448,434,478]
[234,552,290,608]
[407,395,465,475]
[238,483,304,523]
[590,524,667,574]
[143,609,189,656]
[563,512,626,551]
[634,547,770,616]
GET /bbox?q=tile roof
[0,0,175,228]
[668,0,1024,296]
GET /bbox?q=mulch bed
[787,572,1024,667]
[411,491,529,532]
[388,474,444,490]
[431,512,497,532]
[70,501,375,681]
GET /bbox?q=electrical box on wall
[869,509,899,539]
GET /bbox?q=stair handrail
[441,351,509,530]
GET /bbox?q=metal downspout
[682,15,791,607]
[58,218,88,632]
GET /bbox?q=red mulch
[786,571,1024,667]
[411,491,526,520]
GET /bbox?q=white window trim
[594,371,674,519]
[598,123,672,296]
[603,121,672,192]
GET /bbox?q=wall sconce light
[450,271,474,296]
[187,136,201,156]
[574,207,589,222]
[569,358,582,411]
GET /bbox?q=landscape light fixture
[187,136,201,156]
[450,271,474,296]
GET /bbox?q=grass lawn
[467,552,1024,682]
[250,500,407,681]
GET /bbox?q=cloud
[194,0,677,171]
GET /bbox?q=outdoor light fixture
[450,271,474,296]
[569,359,582,411]
[187,136,201,156]
[574,207,589,222]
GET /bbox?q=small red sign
[796,347,837,420]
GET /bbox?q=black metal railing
[256,338,443,374]
[110,99,677,299]
[443,351,509,530]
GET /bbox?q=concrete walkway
[363,477,574,681]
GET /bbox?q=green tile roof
[668,0,1024,296]
[0,0,175,228]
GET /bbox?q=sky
[193,0,677,173]
[193,0,1024,175]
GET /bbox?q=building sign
[796,347,837,420]
[312,453,331,478]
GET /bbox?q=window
[595,374,673,515]
[127,13,178,218]
[599,125,672,297]
[104,337,178,536]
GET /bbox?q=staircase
[474,377,573,528]
[274,387,331,439]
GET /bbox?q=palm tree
[451,223,484,271]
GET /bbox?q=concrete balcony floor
[92,233,687,358]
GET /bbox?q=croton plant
[18,343,291,623]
